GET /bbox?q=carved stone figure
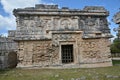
[79,20,85,30]
[85,16,96,31]
[60,19,71,30]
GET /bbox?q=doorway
[61,44,74,64]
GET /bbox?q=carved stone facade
[9,4,112,68]
[113,11,120,39]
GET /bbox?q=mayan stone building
[9,4,113,68]
[113,11,120,39]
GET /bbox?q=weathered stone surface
[113,11,120,39]
[10,4,112,68]
[113,11,120,24]
[35,4,58,9]
[83,6,107,12]
[0,37,17,69]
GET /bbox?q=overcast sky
[0,0,120,38]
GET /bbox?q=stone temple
[9,4,113,68]
[113,11,120,39]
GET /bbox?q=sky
[0,0,120,39]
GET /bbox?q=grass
[0,61,120,80]
[0,66,120,80]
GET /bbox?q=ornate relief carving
[83,51,101,58]
[52,34,59,46]
[35,17,46,28]
[60,19,71,29]
[59,34,72,40]
[81,41,97,49]
[34,17,53,30]
[79,16,100,32]
[95,18,100,27]
[79,20,85,30]
[22,19,36,31]
[47,46,59,64]
[72,19,78,29]
[86,17,95,26]
[92,18,100,31]
[46,20,52,29]
[29,41,59,65]
[53,18,59,29]
[52,33,77,46]
[85,17,96,31]
[33,41,51,63]
[99,18,109,29]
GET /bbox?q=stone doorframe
[59,41,77,65]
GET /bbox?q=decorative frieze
[83,50,100,58]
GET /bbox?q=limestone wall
[17,31,112,67]
[17,40,60,67]
[80,38,111,63]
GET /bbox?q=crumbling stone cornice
[13,4,109,16]
[113,11,120,24]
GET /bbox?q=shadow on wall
[7,51,17,68]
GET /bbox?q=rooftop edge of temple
[13,4,107,12]
[113,11,120,24]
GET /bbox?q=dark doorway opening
[61,44,74,64]
[8,51,17,68]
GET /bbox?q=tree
[110,38,120,53]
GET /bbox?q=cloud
[0,14,16,36]
[1,0,41,14]
[0,15,15,30]
[0,0,43,36]
[0,0,55,36]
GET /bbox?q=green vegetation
[0,65,120,80]
[112,60,120,65]
[110,38,120,53]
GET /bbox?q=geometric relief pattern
[82,41,97,49]
[52,33,78,46]
[83,50,100,58]
[31,41,59,65]
[48,46,59,64]
[60,19,71,29]
[32,41,51,63]
[81,40,101,61]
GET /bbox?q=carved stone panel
[60,19,71,30]
[52,33,79,46]
[83,50,101,58]
[34,17,52,30]
[23,20,36,30]
[33,41,51,64]
[85,17,96,31]
[79,20,85,30]
[81,40,98,50]
[47,46,59,64]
